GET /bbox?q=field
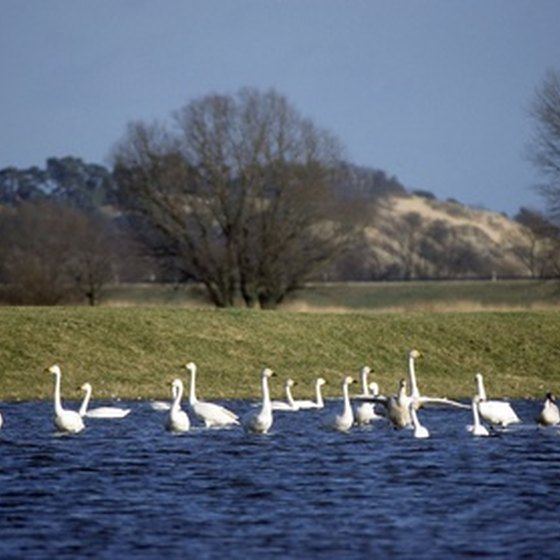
[1,279,559,402]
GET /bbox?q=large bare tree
[529,69,560,221]
[112,89,357,308]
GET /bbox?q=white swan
[46,365,85,434]
[79,383,131,418]
[386,379,412,429]
[475,372,520,427]
[407,349,469,410]
[242,367,275,434]
[470,395,490,437]
[355,381,382,425]
[166,379,190,432]
[537,392,560,426]
[185,362,239,427]
[410,402,430,438]
[0,411,3,430]
[149,400,171,411]
[271,378,299,411]
[293,377,326,409]
[325,376,355,432]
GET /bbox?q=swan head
[369,381,379,396]
[262,367,275,378]
[409,349,421,359]
[546,392,556,402]
[286,378,296,388]
[343,376,355,386]
[81,382,92,392]
[361,366,371,375]
[171,378,184,391]
[316,377,326,387]
[46,364,61,375]
[185,362,197,373]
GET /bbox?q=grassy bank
[1,306,559,402]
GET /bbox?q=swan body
[470,396,490,437]
[149,400,171,411]
[185,362,239,427]
[242,368,275,434]
[46,365,85,434]
[475,373,520,427]
[326,376,355,432]
[166,379,190,432]
[410,402,430,438]
[537,392,560,426]
[79,383,130,418]
[355,381,382,425]
[387,379,412,429]
[271,378,299,411]
[294,377,326,409]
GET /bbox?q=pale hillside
[357,194,533,279]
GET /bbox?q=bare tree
[529,69,560,221]
[513,207,560,277]
[0,201,115,305]
[112,89,356,308]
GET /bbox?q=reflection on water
[1,399,560,559]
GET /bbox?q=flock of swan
[0,351,557,439]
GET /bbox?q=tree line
[1,82,560,307]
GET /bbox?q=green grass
[1,306,559,402]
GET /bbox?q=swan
[407,349,469,410]
[386,378,412,429]
[79,383,131,418]
[46,365,85,434]
[0,411,3,430]
[537,392,560,426]
[325,376,355,432]
[410,402,430,438]
[166,379,190,432]
[475,372,520,427]
[242,367,275,434]
[470,395,490,437]
[149,400,171,411]
[293,377,326,409]
[184,362,239,427]
[355,381,383,425]
[271,378,299,411]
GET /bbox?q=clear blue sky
[2,0,559,216]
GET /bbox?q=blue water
[1,399,559,559]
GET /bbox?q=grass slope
[1,307,559,402]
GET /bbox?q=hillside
[347,193,535,280]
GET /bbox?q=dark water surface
[1,399,560,559]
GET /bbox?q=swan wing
[478,400,520,426]
[192,401,239,426]
[86,406,131,419]
[417,396,470,410]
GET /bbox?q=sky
[2,0,560,216]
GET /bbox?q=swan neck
[360,370,368,394]
[342,382,351,412]
[79,385,92,416]
[476,375,487,400]
[286,385,296,407]
[53,371,64,416]
[188,367,197,405]
[315,383,324,407]
[261,374,271,411]
[408,356,420,399]
[172,383,183,411]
